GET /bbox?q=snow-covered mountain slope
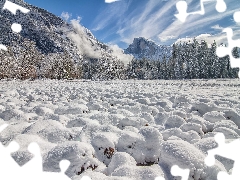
[1,0,76,58]
[125,37,172,61]
[0,0,127,66]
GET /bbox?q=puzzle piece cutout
[171,165,190,180]
[0,0,30,50]
[0,124,92,180]
[3,0,30,15]
[155,177,165,180]
[0,123,8,132]
[205,133,240,180]
[154,165,190,180]
[175,0,227,22]
[234,11,240,23]
[215,25,240,78]
[0,134,21,178]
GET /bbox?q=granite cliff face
[125,37,172,61]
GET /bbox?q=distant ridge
[124,37,172,61]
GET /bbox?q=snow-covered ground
[0,79,239,180]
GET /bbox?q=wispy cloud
[175,33,228,47]
[91,0,190,45]
[105,0,120,3]
[159,35,176,42]
[117,0,177,43]
[211,24,224,30]
[67,18,101,58]
[92,0,130,31]
[158,1,240,43]
[108,44,133,65]
[63,17,133,65]
[61,12,72,21]
[91,0,240,47]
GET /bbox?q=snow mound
[160,140,226,180]
[54,105,89,115]
[203,111,226,123]
[43,141,105,178]
[23,120,77,143]
[180,123,204,136]
[91,132,119,165]
[73,171,133,180]
[117,127,162,164]
[0,109,24,121]
[161,128,200,143]
[189,115,213,133]
[118,117,148,130]
[107,152,137,174]
[223,110,240,128]
[32,106,54,116]
[194,137,234,172]
[190,102,218,116]
[164,115,186,129]
[0,121,31,145]
[213,120,239,130]
[212,127,240,139]
[108,152,165,180]
[154,112,169,126]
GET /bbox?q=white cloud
[108,44,133,66]
[91,0,240,48]
[91,0,178,45]
[112,0,179,45]
[159,35,176,42]
[174,32,231,47]
[65,17,133,65]
[67,18,101,58]
[211,24,224,30]
[105,0,120,3]
[158,0,240,43]
[61,12,72,21]
[173,10,240,49]
[92,0,129,31]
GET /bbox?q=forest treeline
[0,38,239,80]
[126,39,239,80]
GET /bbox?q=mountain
[124,37,172,61]
[0,0,127,80]
[0,0,75,56]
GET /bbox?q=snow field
[0,79,239,179]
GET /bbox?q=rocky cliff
[125,37,172,61]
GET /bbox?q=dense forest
[0,38,239,80]
[126,39,239,80]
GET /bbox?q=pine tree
[208,41,217,78]
[231,47,240,78]
[162,56,168,79]
[0,46,17,79]
[172,43,181,79]
[16,39,44,80]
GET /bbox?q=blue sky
[24,0,240,49]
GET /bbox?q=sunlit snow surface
[0,79,239,180]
